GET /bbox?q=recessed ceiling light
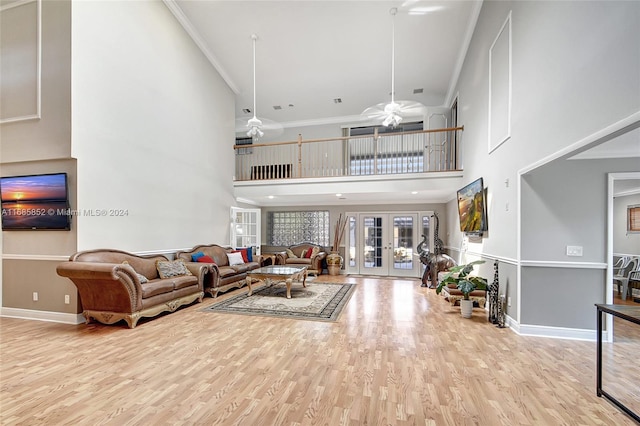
[268,195,275,199]
[336,193,342,197]
[411,191,418,195]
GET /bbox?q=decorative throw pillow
[227,252,245,266]
[305,247,314,258]
[234,248,249,263]
[122,261,149,284]
[197,255,215,264]
[191,251,205,262]
[246,247,253,262]
[156,259,192,279]
[286,248,297,258]
[310,246,320,257]
[301,249,308,258]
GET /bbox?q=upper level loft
[233,124,465,207]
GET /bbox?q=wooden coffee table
[246,266,307,299]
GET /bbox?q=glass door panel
[391,215,416,277]
[363,215,387,275]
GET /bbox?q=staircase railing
[233,126,463,181]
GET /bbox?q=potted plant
[435,260,488,318]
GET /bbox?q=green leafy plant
[435,260,488,299]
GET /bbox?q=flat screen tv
[0,172,71,230]
[457,177,487,234]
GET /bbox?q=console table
[595,304,640,423]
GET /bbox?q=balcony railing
[233,126,463,181]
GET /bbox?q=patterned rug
[202,281,356,322]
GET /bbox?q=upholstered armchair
[275,242,326,275]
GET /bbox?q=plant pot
[460,299,473,318]
[326,252,343,276]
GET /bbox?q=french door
[346,212,432,277]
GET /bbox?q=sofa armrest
[183,262,209,291]
[56,262,143,312]
[310,251,327,271]
[275,252,287,265]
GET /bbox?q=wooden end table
[246,266,307,299]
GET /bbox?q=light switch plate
[566,245,583,256]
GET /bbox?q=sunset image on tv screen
[1,173,70,230]
[1,173,67,202]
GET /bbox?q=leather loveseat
[56,249,207,328]
[174,244,262,297]
[275,242,326,276]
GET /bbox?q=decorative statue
[497,295,507,328]
[488,260,500,324]
[416,213,456,288]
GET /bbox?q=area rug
[202,282,356,322]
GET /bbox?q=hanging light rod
[361,7,426,127]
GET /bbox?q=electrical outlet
[64,295,70,304]
[507,296,511,307]
[566,245,583,257]
[32,292,38,302]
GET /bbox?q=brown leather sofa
[275,242,326,275]
[56,249,207,328]
[174,244,262,297]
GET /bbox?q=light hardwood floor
[1,275,637,425]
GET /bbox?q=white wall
[72,0,236,252]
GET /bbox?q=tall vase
[326,251,343,276]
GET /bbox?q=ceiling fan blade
[235,116,284,138]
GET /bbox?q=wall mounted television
[457,177,487,235]
[0,172,71,230]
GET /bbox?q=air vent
[273,105,282,110]
[333,98,342,104]
[413,88,423,94]
[242,108,251,114]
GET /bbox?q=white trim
[520,260,607,269]
[162,0,240,94]
[235,170,463,187]
[2,254,69,261]
[445,247,518,266]
[519,111,640,175]
[488,11,512,154]
[515,323,597,342]
[444,0,483,108]
[0,0,42,124]
[0,307,85,325]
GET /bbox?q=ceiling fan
[362,7,426,127]
[238,34,283,140]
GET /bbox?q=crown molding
[162,0,240,94]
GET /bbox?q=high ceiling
[165,1,639,206]
[169,0,481,128]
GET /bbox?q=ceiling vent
[242,108,251,114]
[334,98,342,104]
[413,88,424,94]
[273,105,282,110]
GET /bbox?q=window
[348,122,425,175]
[267,211,330,246]
[628,205,640,233]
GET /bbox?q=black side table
[595,304,640,423]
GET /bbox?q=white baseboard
[1,307,85,325]
[511,322,596,341]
